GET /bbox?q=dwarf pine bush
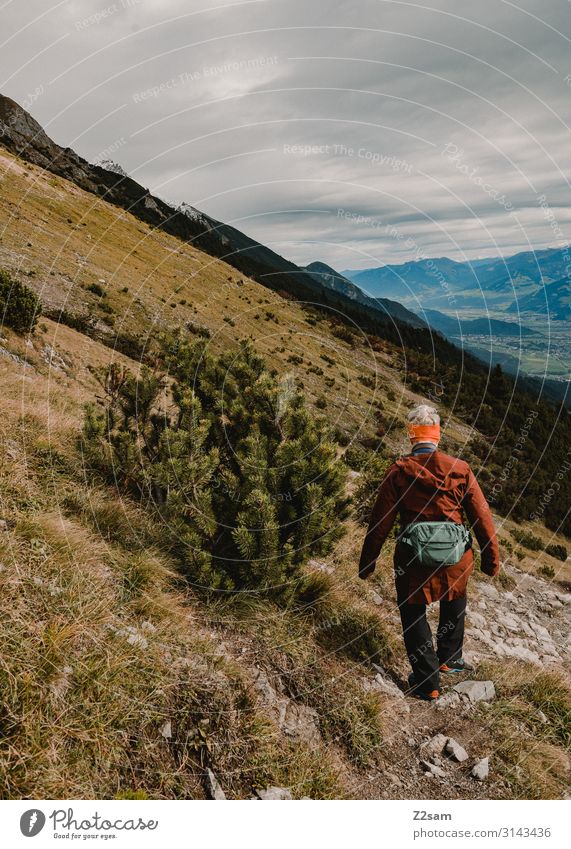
[82,337,349,599]
[353,451,390,525]
[545,543,568,562]
[0,269,41,334]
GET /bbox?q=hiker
[358,404,500,701]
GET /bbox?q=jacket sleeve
[462,467,501,576]
[358,465,400,578]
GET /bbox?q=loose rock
[419,733,448,759]
[434,691,461,711]
[367,674,406,700]
[206,768,226,800]
[454,680,496,702]
[308,559,333,574]
[445,737,469,763]
[471,757,489,780]
[254,669,320,744]
[421,760,446,778]
[255,786,293,800]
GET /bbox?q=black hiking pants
[398,596,467,693]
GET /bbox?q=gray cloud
[2,0,571,270]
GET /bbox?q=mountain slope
[420,309,538,338]
[0,93,424,335]
[506,277,571,321]
[303,261,426,328]
[0,133,570,800]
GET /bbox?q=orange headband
[407,423,440,442]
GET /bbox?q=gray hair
[407,404,440,425]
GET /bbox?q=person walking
[358,404,500,701]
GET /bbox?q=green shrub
[186,321,211,339]
[111,331,148,362]
[331,324,356,346]
[0,269,41,334]
[343,443,372,472]
[545,543,567,562]
[81,338,349,601]
[358,374,376,389]
[353,452,391,525]
[87,282,106,297]
[46,308,96,335]
[510,528,542,551]
[314,602,392,666]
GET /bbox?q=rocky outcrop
[454,565,571,671]
[253,668,320,744]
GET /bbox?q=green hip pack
[399,521,472,568]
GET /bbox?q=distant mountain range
[302,262,426,328]
[418,309,538,339]
[343,249,571,320]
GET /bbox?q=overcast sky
[2,0,571,270]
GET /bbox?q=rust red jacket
[359,450,500,604]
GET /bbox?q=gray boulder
[253,669,320,744]
[367,674,406,700]
[454,680,496,702]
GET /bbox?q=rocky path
[352,563,571,799]
[202,563,570,799]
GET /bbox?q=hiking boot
[407,672,440,702]
[439,658,474,674]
